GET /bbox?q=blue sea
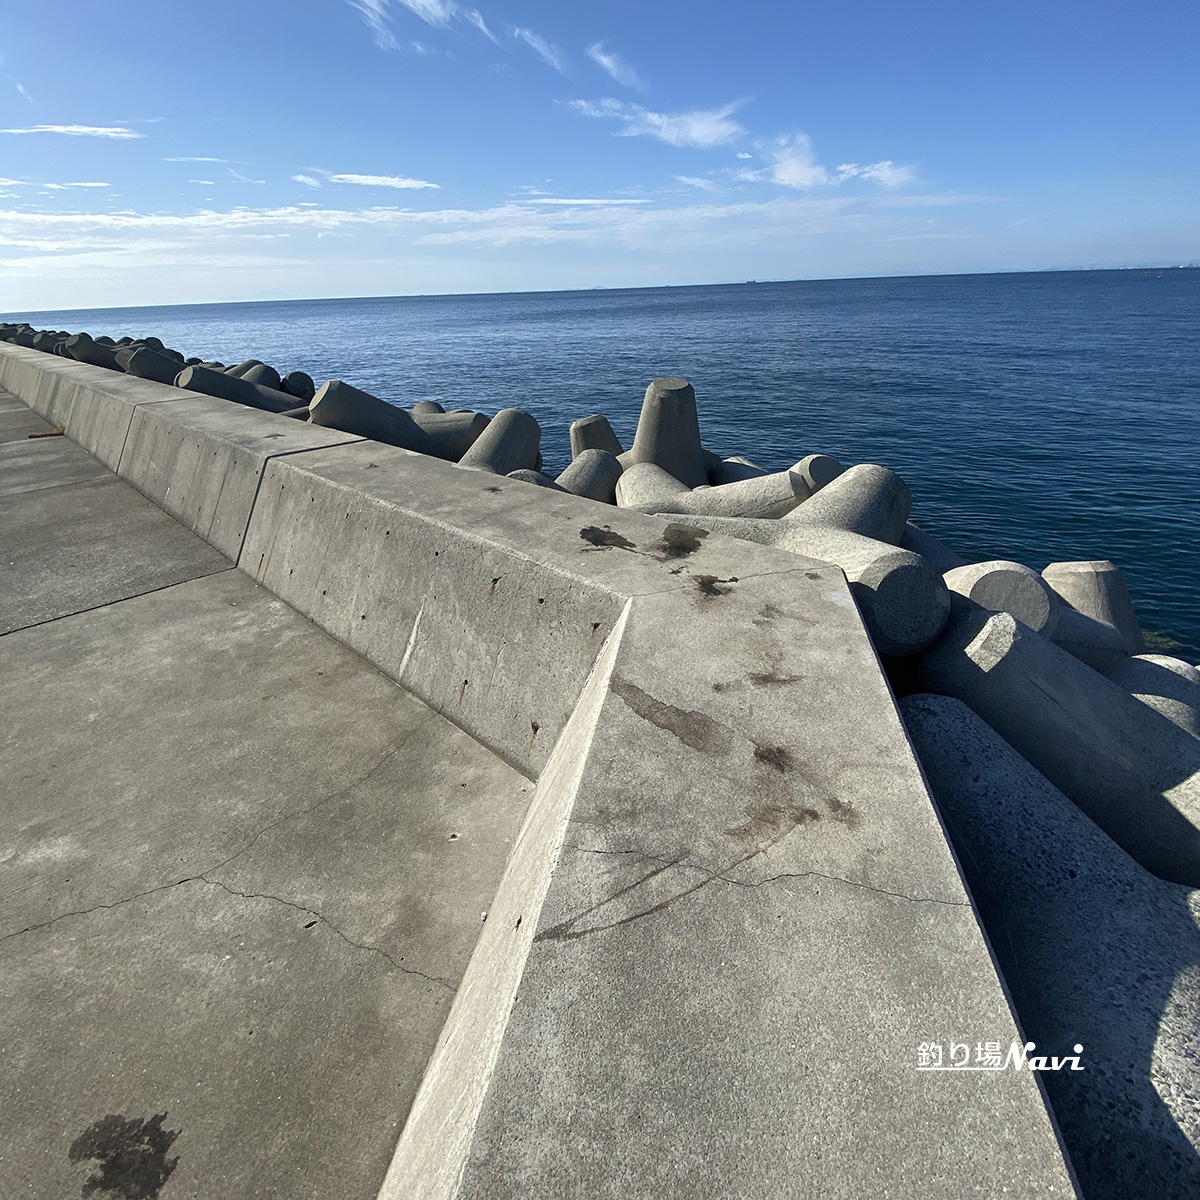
[13,268,1200,660]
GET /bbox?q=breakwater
[4,318,1200,1197]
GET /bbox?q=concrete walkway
[0,392,531,1199]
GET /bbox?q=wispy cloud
[397,0,458,25]
[349,0,478,48]
[569,99,745,148]
[16,83,32,103]
[462,8,499,44]
[0,177,110,189]
[1,124,143,139]
[329,172,440,189]
[511,27,566,73]
[516,198,650,206]
[164,156,229,163]
[674,175,724,193]
[229,168,266,185]
[292,174,322,189]
[348,0,400,48]
[745,134,915,190]
[585,42,644,90]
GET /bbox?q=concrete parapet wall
[0,343,1076,1197]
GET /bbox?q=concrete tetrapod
[457,408,541,474]
[124,346,190,386]
[793,453,845,493]
[280,370,316,402]
[569,413,623,459]
[506,469,567,491]
[619,464,811,519]
[241,362,283,391]
[410,409,490,461]
[307,380,471,459]
[675,514,951,656]
[554,448,622,504]
[624,376,708,488]
[1050,607,1133,673]
[412,400,446,416]
[943,560,1060,636]
[709,456,767,486]
[918,609,1200,886]
[176,365,303,415]
[64,333,120,372]
[900,522,967,574]
[900,693,1200,1200]
[1105,655,1200,739]
[613,461,688,509]
[783,462,910,544]
[1043,560,1145,653]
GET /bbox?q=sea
[12,267,1199,661]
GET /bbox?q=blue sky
[1,0,1197,310]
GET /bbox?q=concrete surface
[0,389,58,441]
[1,348,1079,1197]
[1,411,531,1199]
[117,393,364,560]
[901,694,1200,1200]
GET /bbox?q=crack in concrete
[539,843,968,942]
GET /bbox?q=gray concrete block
[792,452,845,492]
[625,377,708,488]
[117,395,365,560]
[412,399,445,415]
[708,455,767,486]
[676,514,951,657]
[241,362,282,390]
[506,469,567,491]
[919,609,1200,886]
[783,462,911,543]
[280,370,316,402]
[457,408,541,474]
[569,413,623,459]
[225,357,265,378]
[175,364,300,415]
[64,333,119,371]
[0,396,58,443]
[943,560,1060,636]
[0,436,109,496]
[124,345,187,386]
[1105,654,1200,738]
[900,522,968,573]
[555,448,622,504]
[309,379,443,457]
[900,693,1200,1200]
[627,468,810,520]
[383,572,1074,1199]
[1050,605,1133,673]
[614,460,690,509]
[411,409,490,460]
[1043,559,1145,653]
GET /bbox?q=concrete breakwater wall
[2,325,1196,1195]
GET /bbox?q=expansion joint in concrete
[0,566,236,639]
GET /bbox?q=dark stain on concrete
[825,796,863,828]
[485,486,503,493]
[580,525,636,551]
[753,742,794,772]
[726,801,823,848]
[610,677,730,753]
[749,671,804,687]
[68,1112,180,1199]
[806,571,823,580]
[693,574,737,598]
[656,523,707,559]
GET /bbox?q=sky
[1,0,1197,311]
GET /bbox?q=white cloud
[348,0,400,49]
[292,174,322,189]
[329,172,440,189]
[189,179,215,186]
[836,160,916,188]
[511,27,566,73]
[569,98,745,149]
[742,134,916,191]
[229,168,266,185]
[0,177,110,189]
[164,156,229,163]
[16,83,32,103]
[463,8,499,44]
[585,42,644,90]
[397,0,458,25]
[674,175,723,193]
[1,124,142,139]
[517,198,650,206]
